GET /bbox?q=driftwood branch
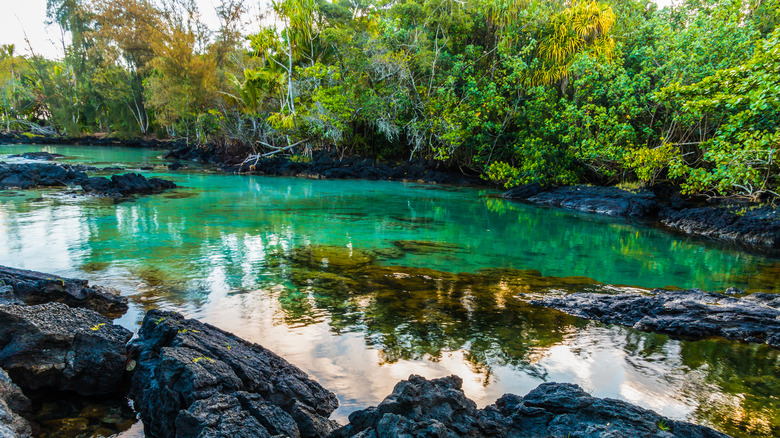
[240,138,310,167]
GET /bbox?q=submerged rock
[532,289,780,348]
[502,184,660,218]
[0,368,31,438]
[392,240,461,254]
[80,172,176,197]
[8,151,65,161]
[0,265,128,317]
[332,375,728,438]
[0,302,132,395]
[128,310,340,438]
[661,205,780,250]
[291,245,375,271]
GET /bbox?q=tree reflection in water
[257,244,780,438]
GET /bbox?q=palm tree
[528,0,616,89]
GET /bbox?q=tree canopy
[2,0,779,197]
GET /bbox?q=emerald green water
[1,144,779,437]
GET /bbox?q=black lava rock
[500,182,544,200]
[128,310,340,438]
[218,150,480,185]
[0,265,128,317]
[8,151,65,160]
[532,289,780,348]
[661,205,780,250]
[80,172,176,197]
[0,302,133,395]
[331,375,508,438]
[0,162,87,189]
[0,162,176,197]
[502,185,660,218]
[332,376,728,438]
[0,368,31,437]
[0,132,184,149]
[495,382,728,438]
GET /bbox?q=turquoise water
[1,144,779,437]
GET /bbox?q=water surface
[1,144,779,437]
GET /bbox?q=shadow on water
[22,390,137,438]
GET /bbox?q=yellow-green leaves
[529,0,616,87]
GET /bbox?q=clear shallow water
[1,144,779,437]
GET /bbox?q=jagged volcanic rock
[0,302,132,395]
[532,289,780,348]
[0,265,127,317]
[332,375,729,438]
[80,173,176,197]
[128,310,340,438]
[0,368,31,438]
[661,205,780,250]
[502,184,660,218]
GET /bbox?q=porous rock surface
[532,289,780,348]
[331,375,729,438]
[0,265,127,317]
[0,302,132,395]
[128,309,340,438]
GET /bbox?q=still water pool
[1,144,779,437]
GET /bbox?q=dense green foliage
[2,0,779,196]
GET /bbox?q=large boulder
[0,302,133,395]
[0,368,31,438]
[330,375,508,438]
[128,310,340,438]
[0,162,87,189]
[532,289,780,348]
[660,205,780,250]
[0,162,176,197]
[80,172,176,197]
[494,382,728,438]
[332,376,728,438]
[502,185,660,218]
[0,265,128,317]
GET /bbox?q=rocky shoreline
[0,132,481,185]
[0,266,734,437]
[531,288,780,349]
[502,184,779,253]
[3,135,778,250]
[163,144,483,185]
[0,162,176,197]
[0,132,184,150]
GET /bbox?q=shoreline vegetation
[0,265,739,437]
[0,0,778,204]
[2,134,778,253]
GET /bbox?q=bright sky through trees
[0,0,266,58]
[1,0,673,59]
